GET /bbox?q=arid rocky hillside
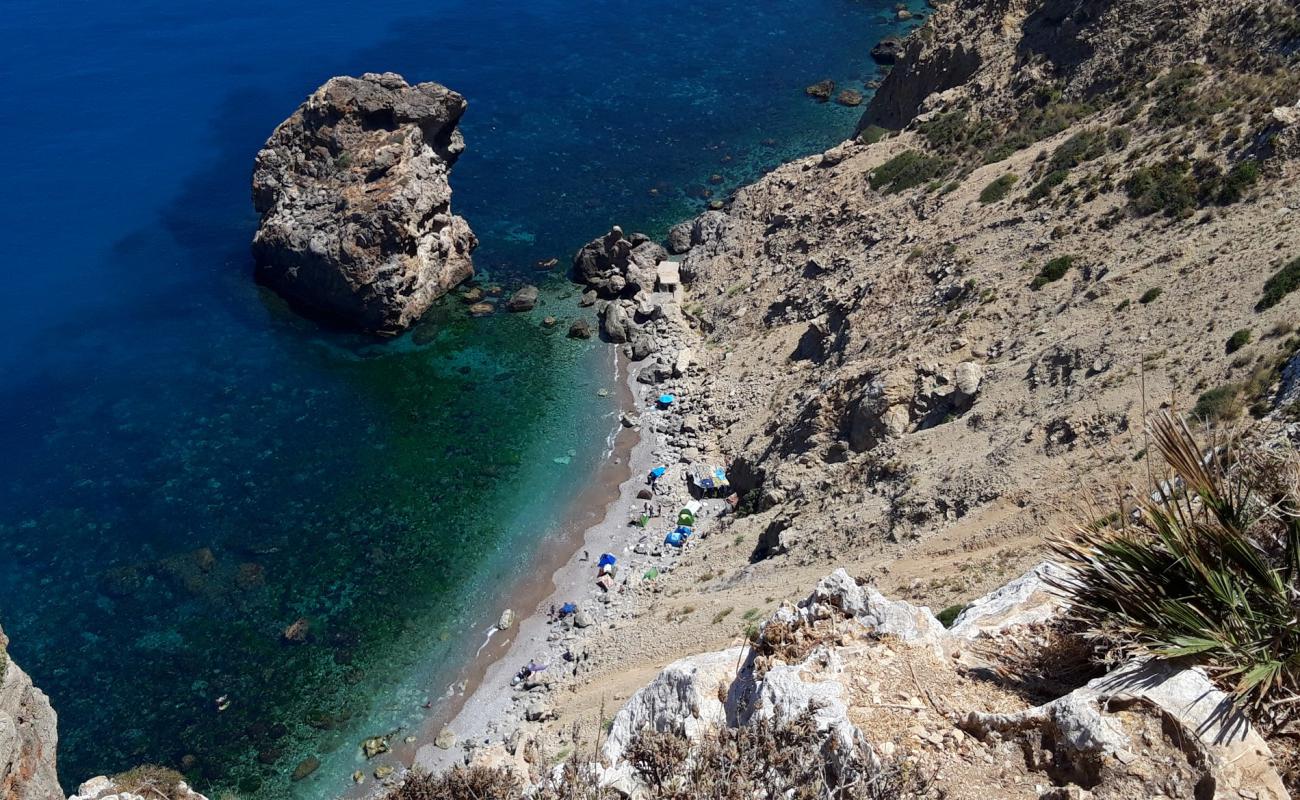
[503,0,1300,794]
[670,0,1300,581]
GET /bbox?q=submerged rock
[291,757,320,782]
[805,80,835,101]
[251,72,477,335]
[505,285,538,312]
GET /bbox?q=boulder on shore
[572,226,667,298]
[252,72,477,335]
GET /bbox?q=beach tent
[650,466,667,479]
[676,508,696,526]
[598,553,617,568]
[559,602,577,616]
[675,525,694,538]
[657,394,676,408]
[664,530,684,547]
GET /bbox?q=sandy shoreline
[386,283,702,782]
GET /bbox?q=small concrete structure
[656,260,681,293]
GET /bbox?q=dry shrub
[616,707,927,800]
[110,766,189,800]
[968,618,1105,704]
[389,765,520,800]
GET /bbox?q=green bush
[1226,329,1253,354]
[936,604,966,628]
[1126,159,1199,217]
[1027,168,1069,203]
[1139,287,1163,304]
[1053,414,1300,712]
[1107,126,1133,151]
[1193,384,1243,421]
[1127,157,1260,217]
[869,151,953,194]
[1258,257,1300,312]
[858,125,890,145]
[978,173,1018,204]
[1049,129,1107,172]
[1031,255,1077,289]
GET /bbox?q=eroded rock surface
[252,72,477,335]
[0,626,59,800]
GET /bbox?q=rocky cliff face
[252,72,477,335]
[0,627,60,800]
[594,566,1289,799]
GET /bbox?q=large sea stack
[251,72,477,335]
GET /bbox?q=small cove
[0,0,926,797]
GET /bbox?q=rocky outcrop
[595,566,1291,800]
[571,226,667,299]
[68,775,208,800]
[0,626,60,800]
[252,72,477,335]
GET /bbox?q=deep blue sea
[0,1,921,797]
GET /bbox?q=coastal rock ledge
[251,72,477,335]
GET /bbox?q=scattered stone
[835,89,863,107]
[506,285,539,312]
[805,80,836,101]
[291,757,320,782]
[362,735,389,759]
[282,617,310,643]
[568,319,594,339]
[434,728,456,749]
[498,609,516,630]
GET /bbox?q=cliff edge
[0,626,59,800]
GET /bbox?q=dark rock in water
[805,79,835,101]
[578,290,598,307]
[282,617,310,644]
[572,225,667,298]
[460,286,484,304]
[708,200,725,210]
[666,221,693,255]
[535,257,559,270]
[541,316,558,328]
[568,319,593,339]
[871,37,905,64]
[292,756,321,781]
[708,173,723,185]
[410,323,439,346]
[251,72,477,336]
[506,285,539,312]
[467,302,494,317]
[836,89,864,107]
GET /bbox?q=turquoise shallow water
[0,0,924,797]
